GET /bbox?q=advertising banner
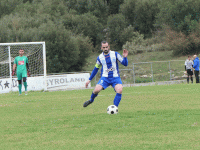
[0,73,90,94]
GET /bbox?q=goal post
[0,42,47,93]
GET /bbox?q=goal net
[0,42,47,93]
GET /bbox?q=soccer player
[12,49,30,95]
[193,55,199,83]
[185,56,193,84]
[83,41,128,108]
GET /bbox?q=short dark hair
[101,41,108,46]
[19,49,24,51]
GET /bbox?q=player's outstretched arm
[85,66,100,88]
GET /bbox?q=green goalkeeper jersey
[14,56,28,72]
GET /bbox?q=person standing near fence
[193,55,199,83]
[185,56,193,84]
[185,58,188,71]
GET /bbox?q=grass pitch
[0,84,200,150]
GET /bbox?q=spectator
[185,56,193,83]
[193,55,199,83]
[185,57,188,76]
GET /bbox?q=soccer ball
[107,105,118,114]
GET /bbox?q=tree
[36,21,93,73]
[120,0,160,38]
[107,0,124,15]
[107,13,127,50]
[0,0,22,18]
[63,12,104,48]
[155,0,200,35]
[0,10,93,73]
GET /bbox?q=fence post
[8,46,12,92]
[169,61,171,81]
[151,62,153,82]
[133,63,135,84]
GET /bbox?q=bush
[122,32,146,54]
[163,25,200,56]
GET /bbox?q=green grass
[1,84,200,149]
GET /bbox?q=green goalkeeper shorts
[17,71,27,80]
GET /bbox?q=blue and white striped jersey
[95,50,128,78]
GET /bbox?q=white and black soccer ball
[107,105,118,114]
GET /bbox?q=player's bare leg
[93,84,104,94]
[83,84,103,107]
[113,84,123,107]
[114,84,123,94]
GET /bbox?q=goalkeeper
[83,41,128,108]
[12,49,30,95]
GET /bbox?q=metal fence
[94,60,186,85]
[132,60,186,84]
[60,60,186,86]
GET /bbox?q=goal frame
[0,42,47,92]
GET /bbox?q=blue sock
[113,93,122,107]
[90,92,98,102]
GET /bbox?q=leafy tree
[107,13,127,50]
[155,0,200,35]
[119,0,136,26]
[88,0,108,25]
[119,25,135,45]
[65,0,89,14]
[120,0,160,38]
[0,10,93,73]
[0,0,22,18]
[63,12,104,48]
[36,21,93,73]
[66,0,108,25]
[69,36,94,71]
[107,0,124,14]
